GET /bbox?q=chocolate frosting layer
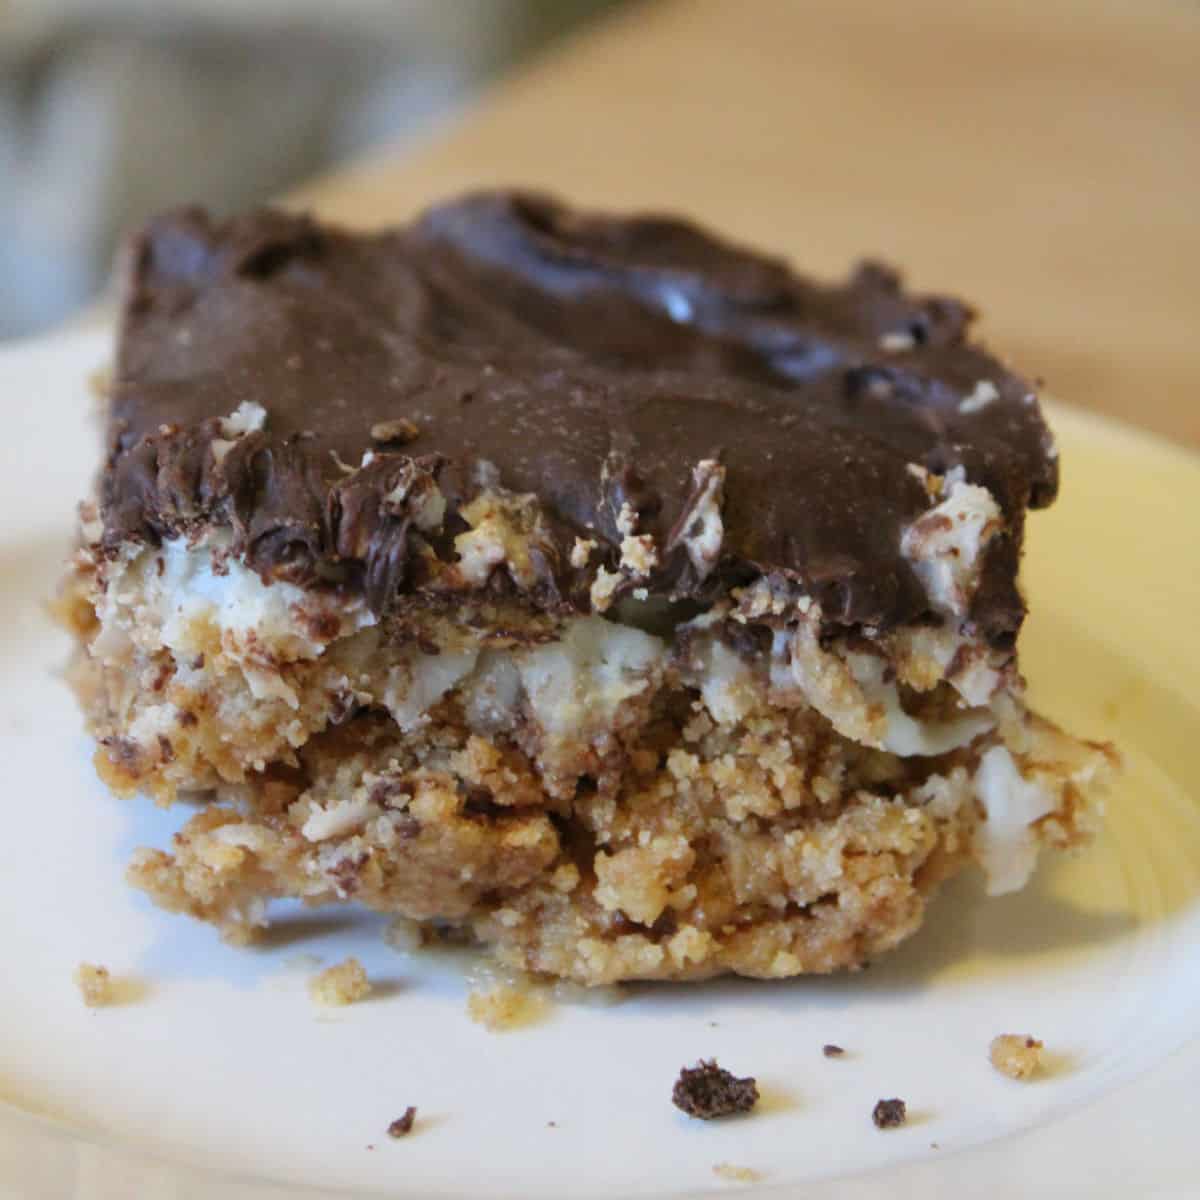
[101,192,1059,644]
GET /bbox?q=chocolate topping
[101,192,1059,641]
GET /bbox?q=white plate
[1,328,1198,1200]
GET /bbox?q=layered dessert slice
[59,192,1115,985]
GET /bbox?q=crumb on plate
[872,1098,907,1129]
[309,957,371,1006]
[73,962,114,1007]
[822,1043,845,1058]
[713,1163,762,1184]
[387,1107,417,1138]
[672,1060,759,1120]
[989,1033,1044,1080]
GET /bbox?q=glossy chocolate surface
[101,192,1058,642]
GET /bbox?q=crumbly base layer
[60,535,1113,986]
[115,699,1099,985]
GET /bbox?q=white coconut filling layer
[94,535,378,665]
[156,536,379,656]
[377,616,665,742]
[91,535,380,710]
[89,536,1067,890]
[96,538,1006,770]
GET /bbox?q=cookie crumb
[989,1033,1044,1080]
[822,1044,845,1058]
[308,957,371,1006]
[466,982,544,1031]
[712,1163,762,1184]
[387,1107,417,1138]
[73,962,114,1007]
[872,1098,907,1129]
[672,1060,759,1120]
[547,1120,558,1128]
[370,418,419,444]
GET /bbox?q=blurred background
[0,0,627,340]
[1,0,1196,450]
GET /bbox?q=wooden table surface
[293,0,1200,448]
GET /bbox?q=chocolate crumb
[672,1059,759,1120]
[872,1098,907,1129]
[370,418,419,444]
[822,1044,845,1058]
[387,1107,417,1138]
